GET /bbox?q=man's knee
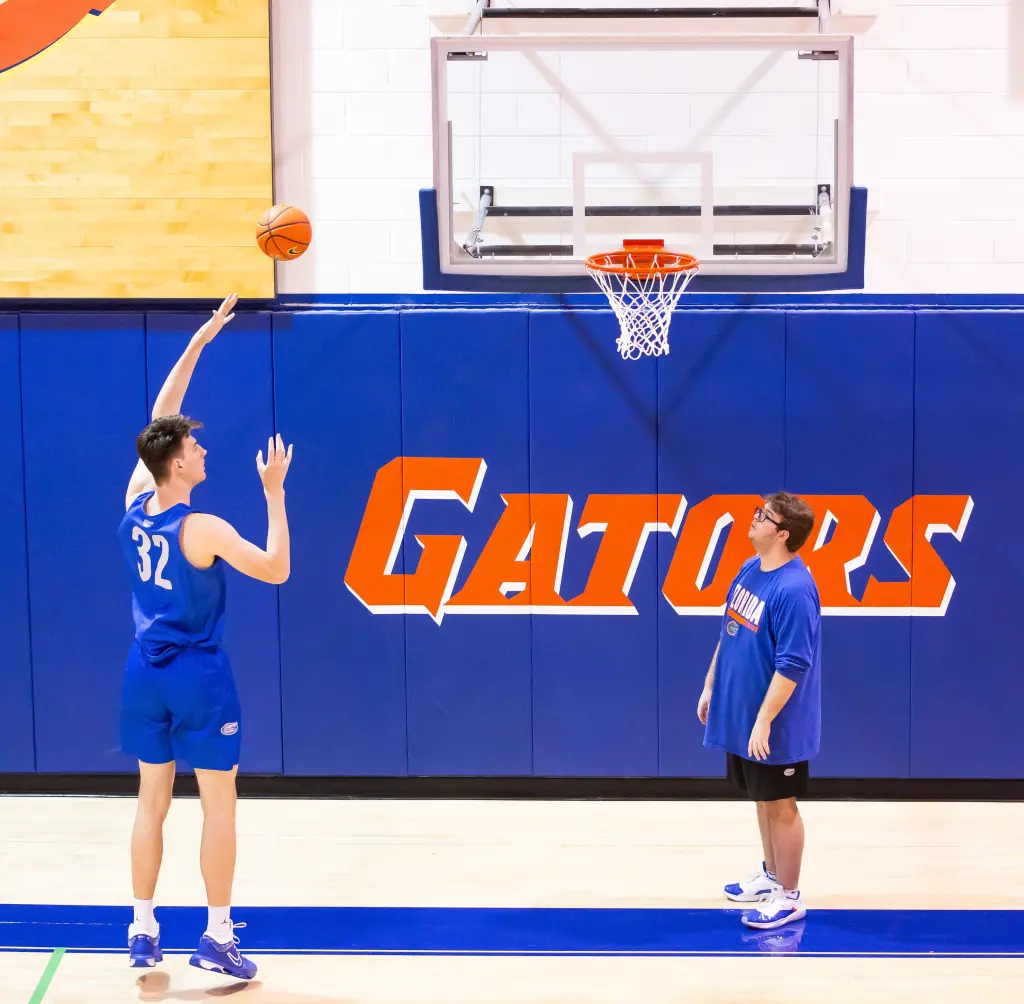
[137,761,174,819]
[764,797,799,821]
[195,766,238,815]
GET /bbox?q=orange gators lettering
[859,495,974,614]
[799,495,883,609]
[662,495,764,613]
[446,494,573,611]
[346,460,974,620]
[570,494,685,611]
[344,457,486,623]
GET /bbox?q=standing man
[120,294,293,978]
[697,492,821,930]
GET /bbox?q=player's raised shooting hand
[257,434,293,494]
[196,293,238,345]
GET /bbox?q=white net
[586,251,699,361]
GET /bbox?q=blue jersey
[703,555,821,764]
[118,491,226,664]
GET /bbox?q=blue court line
[1,905,1023,958]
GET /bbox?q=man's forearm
[264,489,290,582]
[152,335,205,420]
[756,672,797,724]
[704,641,720,690]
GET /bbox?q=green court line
[27,948,65,1004]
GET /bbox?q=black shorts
[727,753,809,802]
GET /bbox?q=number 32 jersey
[118,491,226,663]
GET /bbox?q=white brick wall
[274,0,1023,294]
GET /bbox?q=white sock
[133,899,157,935]
[783,888,800,900]
[206,905,232,942]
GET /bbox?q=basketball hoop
[585,240,700,361]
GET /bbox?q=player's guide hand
[257,434,293,493]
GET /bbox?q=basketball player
[119,293,293,979]
[697,492,820,930]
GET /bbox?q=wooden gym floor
[2,796,1022,1002]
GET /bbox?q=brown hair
[764,491,816,553]
[136,414,202,484]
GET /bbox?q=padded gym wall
[5,305,1007,779]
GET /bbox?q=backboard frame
[428,32,859,291]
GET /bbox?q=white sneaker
[741,890,807,929]
[723,862,780,903]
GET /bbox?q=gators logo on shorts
[220,722,239,736]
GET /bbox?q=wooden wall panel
[0,0,274,299]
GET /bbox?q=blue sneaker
[128,924,163,968]
[741,891,807,930]
[188,922,257,980]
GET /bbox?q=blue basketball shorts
[120,643,242,771]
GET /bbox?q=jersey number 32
[132,527,173,590]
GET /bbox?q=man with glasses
[696,492,821,930]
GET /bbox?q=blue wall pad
[20,314,147,772]
[0,315,34,770]
[274,312,409,775]
[401,310,533,775]
[911,311,1023,778]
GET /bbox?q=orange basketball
[257,205,312,261]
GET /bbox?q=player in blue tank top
[119,294,294,979]
[696,492,821,934]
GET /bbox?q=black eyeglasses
[754,506,783,528]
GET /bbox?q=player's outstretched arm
[181,434,293,584]
[152,293,237,420]
[125,294,237,507]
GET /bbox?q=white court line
[3,947,1023,959]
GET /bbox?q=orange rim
[585,240,699,278]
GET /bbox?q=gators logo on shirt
[727,584,765,633]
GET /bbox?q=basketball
[257,204,311,261]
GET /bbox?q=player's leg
[120,644,174,967]
[723,754,779,902]
[766,796,804,891]
[195,765,239,924]
[169,647,256,980]
[132,760,175,903]
[190,767,256,979]
[756,800,777,878]
[740,762,809,929]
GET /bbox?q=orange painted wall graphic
[0,1,116,74]
[345,458,974,624]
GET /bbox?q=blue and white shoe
[741,890,807,929]
[188,922,257,980]
[128,924,163,968]
[724,862,780,902]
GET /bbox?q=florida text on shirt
[726,584,765,634]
